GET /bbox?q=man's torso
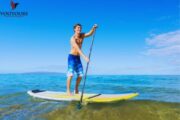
[70,34,84,55]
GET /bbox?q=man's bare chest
[75,38,83,45]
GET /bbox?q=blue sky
[0,0,179,74]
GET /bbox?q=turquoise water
[0,73,180,119]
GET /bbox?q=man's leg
[75,76,82,94]
[67,76,73,95]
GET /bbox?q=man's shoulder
[80,33,85,38]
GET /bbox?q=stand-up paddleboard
[27,89,139,103]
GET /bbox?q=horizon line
[0,71,179,76]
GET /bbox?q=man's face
[74,26,82,34]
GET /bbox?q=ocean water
[0,73,180,120]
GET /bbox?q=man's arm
[84,24,98,38]
[71,37,89,62]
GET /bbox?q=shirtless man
[66,23,97,95]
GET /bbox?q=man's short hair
[73,23,82,29]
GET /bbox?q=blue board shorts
[67,54,83,77]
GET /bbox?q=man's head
[73,23,82,34]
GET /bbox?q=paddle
[77,28,97,109]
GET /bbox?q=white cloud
[145,30,180,56]
[146,45,180,56]
[144,30,180,74]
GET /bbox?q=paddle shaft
[79,29,96,103]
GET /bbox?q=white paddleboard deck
[27,89,139,103]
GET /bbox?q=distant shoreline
[0,72,65,75]
[0,72,179,76]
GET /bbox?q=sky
[0,0,179,75]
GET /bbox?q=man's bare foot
[75,89,79,94]
[67,91,72,96]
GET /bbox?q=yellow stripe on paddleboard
[85,93,139,103]
[45,94,93,99]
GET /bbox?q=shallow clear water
[0,73,180,120]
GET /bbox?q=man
[66,23,97,95]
